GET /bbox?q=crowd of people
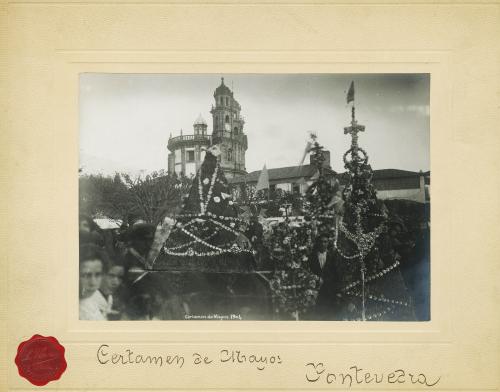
[79,214,157,320]
[79,205,428,321]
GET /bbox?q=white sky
[80,74,429,176]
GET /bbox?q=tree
[122,170,192,226]
[79,171,192,225]
[79,173,133,219]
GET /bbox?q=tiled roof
[230,165,335,184]
[231,166,429,187]
[372,169,424,179]
[337,169,428,181]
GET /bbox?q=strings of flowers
[155,147,256,272]
[303,134,343,238]
[333,99,414,321]
[267,222,320,319]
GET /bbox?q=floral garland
[208,218,241,236]
[165,247,254,257]
[198,165,219,214]
[167,229,220,251]
[177,211,243,223]
[345,289,409,307]
[163,220,255,257]
[352,304,396,321]
[269,269,320,315]
[180,227,224,252]
[336,220,385,259]
[342,259,401,292]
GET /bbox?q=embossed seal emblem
[15,334,67,386]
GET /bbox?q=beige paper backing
[2,1,499,391]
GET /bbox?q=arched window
[225,115,229,123]
[233,127,238,135]
[227,148,233,161]
[226,97,229,106]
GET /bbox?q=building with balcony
[167,78,248,178]
[167,115,211,177]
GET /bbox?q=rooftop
[337,168,429,181]
[230,164,336,184]
[230,167,430,186]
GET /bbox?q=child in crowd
[79,244,111,320]
[100,263,126,320]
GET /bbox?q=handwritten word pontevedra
[305,362,441,387]
[97,345,282,371]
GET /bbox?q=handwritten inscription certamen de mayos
[96,344,441,387]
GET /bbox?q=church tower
[210,77,248,179]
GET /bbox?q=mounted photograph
[79,74,430,321]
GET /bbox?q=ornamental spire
[343,81,365,157]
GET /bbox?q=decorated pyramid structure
[153,145,256,273]
[266,135,337,320]
[304,133,343,238]
[333,82,414,321]
[267,217,321,320]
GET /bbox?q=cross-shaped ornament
[343,108,365,151]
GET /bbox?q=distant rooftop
[337,168,429,182]
[230,164,336,184]
[230,167,429,186]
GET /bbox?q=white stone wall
[377,188,426,203]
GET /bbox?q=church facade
[167,78,248,179]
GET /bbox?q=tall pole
[344,82,368,321]
[230,81,236,177]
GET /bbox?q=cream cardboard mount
[2,1,499,391]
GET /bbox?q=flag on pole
[346,81,355,104]
[256,164,270,191]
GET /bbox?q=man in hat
[121,222,156,272]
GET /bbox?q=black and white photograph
[79,74,430,321]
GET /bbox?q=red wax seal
[15,334,67,386]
